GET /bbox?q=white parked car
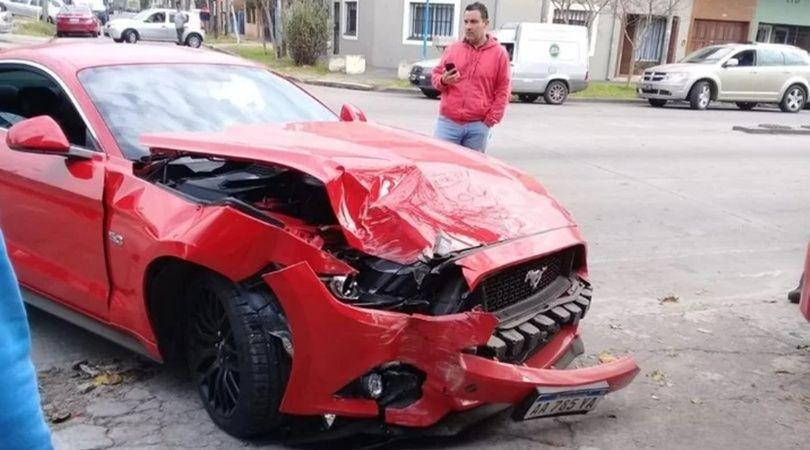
[0,0,63,23]
[637,43,810,113]
[105,8,204,48]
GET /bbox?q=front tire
[780,84,806,113]
[420,88,439,99]
[543,80,569,105]
[123,29,138,44]
[648,99,667,108]
[688,80,712,110]
[185,274,290,438]
[185,33,202,48]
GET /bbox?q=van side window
[731,50,755,67]
[757,49,784,66]
[0,67,95,149]
[501,43,514,62]
[784,51,809,66]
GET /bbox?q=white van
[409,22,590,104]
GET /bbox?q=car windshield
[79,64,337,160]
[60,5,91,13]
[132,9,153,20]
[682,46,734,64]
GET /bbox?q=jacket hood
[142,121,576,264]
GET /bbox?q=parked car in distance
[72,0,109,24]
[410,23,590,105]
[105,7,204,47]
[0,0,62,22]
[0,4,12,33]
[56,4,100,37]
[638,43,810,113]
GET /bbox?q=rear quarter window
[784,51,810,66]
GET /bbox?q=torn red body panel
[265,261,639,427]
[141,122,575,265]
[800,243,810,322]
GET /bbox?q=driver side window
[0,67,96,150]
[732,50,755,67]
[147,12,165,23]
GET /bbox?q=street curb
[568,97,644,104]
[205,44,644,103]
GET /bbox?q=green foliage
[13,20,55,37]
[284,0,329,66]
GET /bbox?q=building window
[344,0,357,37]
[634,17,667,63]
[407,1,454,40]
[553,9,591,27]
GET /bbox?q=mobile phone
[445,62,456,72]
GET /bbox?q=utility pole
[230,0,240,43]
[540,0,551,23]
[421,0,431,60]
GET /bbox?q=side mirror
[724,58,739,68]
[340,103,367,122]
[6,116,70,155]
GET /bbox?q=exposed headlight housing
[325,275,360,300]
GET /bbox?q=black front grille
[643,71,665,82]
[475,250,574,312]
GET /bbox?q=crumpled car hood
[142,121,576,264]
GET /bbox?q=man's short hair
[465,2,489,21]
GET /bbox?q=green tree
[284,0,328,66]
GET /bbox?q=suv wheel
[185,274,290,438]
[780,84,806,113]
[419,88,439,99]
[689,81,712,110]
[648,99,667,108]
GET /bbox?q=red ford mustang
[0,42,638,439]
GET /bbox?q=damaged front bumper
[263,258,639,430]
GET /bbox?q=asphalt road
[27,85,810,449]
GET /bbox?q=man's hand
[441,68,461,86]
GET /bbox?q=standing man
[431,2,511,153]
[174,2,187,45]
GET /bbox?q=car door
[756,48,790,102]
[0,64,110,319]
[26,0,40,19]
[139,11,166,40]
[7,0,30,17]
[718,49,758,101]
[166,12,185,41]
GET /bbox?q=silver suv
[637,43,810,113]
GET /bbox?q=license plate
[69,18,79,23]
[514,384,609,421]
[643,84,653,90]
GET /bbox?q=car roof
[0,41,256,74]
[715,42,806,52]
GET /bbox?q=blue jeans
[435,116,490,152]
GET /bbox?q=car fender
[102,168,354,359]
[778,76,810,99]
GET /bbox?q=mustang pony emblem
[525,267,548,290]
